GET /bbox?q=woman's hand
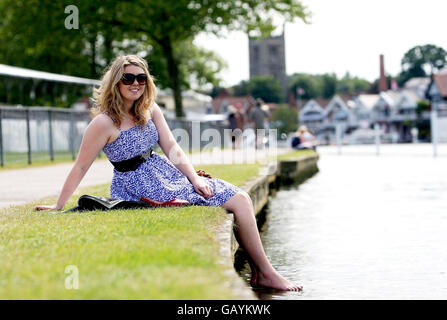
[33,204,62,212]
[193,178,214,199]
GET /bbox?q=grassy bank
[0,148,230,171]
[0,150,314,299]
[0,163,261,299]
[0,151,77,170]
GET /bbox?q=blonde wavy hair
[91,55,157,128]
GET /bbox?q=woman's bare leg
[222,191,302,291]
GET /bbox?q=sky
[194,0,447,87]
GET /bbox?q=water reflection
[239,145,447,299]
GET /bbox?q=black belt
[110,148,154,172]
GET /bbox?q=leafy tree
[398,44,447,85]
[288,72,371,99]
[271,104,298,137]
[177,41,227,91]
[145,39,227,92]
[337,72,370,95]
[321,73,337,98]
[209,86,228,99]
[231,80,249,97]
[288,73,323,100]
[247,76,282,103]
[0,0,309,115]
[115,0,310,117]
[416,99,431,115]
[0,0,91,76]
[0,1,231,108]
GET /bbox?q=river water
[240,144,447,299]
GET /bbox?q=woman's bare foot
[252,269,303,292]
[250,265,258,288]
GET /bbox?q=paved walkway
[0,147,290,209]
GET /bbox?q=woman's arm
[151,103,214,199]
[34,115,113,211]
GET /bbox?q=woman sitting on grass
[34,55,302,291]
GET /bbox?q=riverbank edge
[216,153,319,299]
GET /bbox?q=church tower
[248,29,288,101]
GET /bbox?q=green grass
[0,163,261,299]
[0,148,232,171]
[1,151,78,170]
[275,149,317,161]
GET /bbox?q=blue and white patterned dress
[102,117,242,206]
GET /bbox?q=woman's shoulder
[91,113,117,130]
[149,102,163,119]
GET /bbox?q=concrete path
[0,160,114,209]
[0,147,290,209]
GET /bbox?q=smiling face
[118,65,146,108]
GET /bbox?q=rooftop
[0,64,100,86]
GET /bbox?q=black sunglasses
[121,73,148,85]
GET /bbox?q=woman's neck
[123,99,134,113]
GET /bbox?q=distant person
[291,134,301,149]
[248,99,269,149]
[227,105,243,150]
[293,125,316,151]
[234,103,247,129]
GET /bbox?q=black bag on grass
[64,195,155,212]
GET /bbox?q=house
[297,75,445,144]
[299,99,326,132]
[426,73,447,110]
[156,89,213,115]
[426,73,447,142]
[403,77,430,100]
[299,96,354,143]
[393,90,419,120]
[324,95,353,125]
[211,95,256,114]
[372,91,400,122]
[352,94,379,126]
[389,90,420,142]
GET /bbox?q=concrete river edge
[215,154,319,299]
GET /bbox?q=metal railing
[0,105,230,167]
[0,106,90,166]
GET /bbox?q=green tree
[271,104,298,138]
[0,0,126,106]
[0,0,309,114]
[398,44,447,85]
[337,72,370,95]
[115,0,310,117]
[0,1,229,107]
[231,80,249,97]
[209,86,228,98]
[247,76,282,103]
[178,41,227,91]
[288,73,323,100]
[0,0,86,75]
[289,72,371,99]
[321,73,337,98]
[146,39,227,92]
[0,0,124,78]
